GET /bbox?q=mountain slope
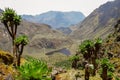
[22,11,85,29]
[70,0,120,40]
[0,17,72,54]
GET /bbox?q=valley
[0,0,120,80]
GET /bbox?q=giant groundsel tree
[79,38,102,76]
[100,58,115,80]
[0,8,21,56]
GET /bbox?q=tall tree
[92,38,102,76]
[79,40,94,63]
[79,38,102,76]
[0,8,21,56]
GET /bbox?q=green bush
[69,55,80,61]
[16,57,52,80]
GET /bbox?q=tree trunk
[85,64,90,80]
[93,44,100,76]
[72,60,78,69]
[17,45,24,66]
[17,54,21,66]
[92,54,97,76]
[92,57,96,76]
[12,35,17,67]
[102,67,107,80]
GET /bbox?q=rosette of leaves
[16,57,52,80]
[100,58,115,80]
[94,38,102,50]
[0,8,21,26]
[101,58,114,71]
[79,40,94,61]
[15,35,28,46]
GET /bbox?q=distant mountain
[22,11,85,29]
[70,0,120,40]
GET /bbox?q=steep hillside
[22,11,85,29]
[0,19,73,54]
[70,0,120,40]
[102,19,120,77]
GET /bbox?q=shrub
[16,57,52,80]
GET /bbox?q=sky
[0,0,114,16]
